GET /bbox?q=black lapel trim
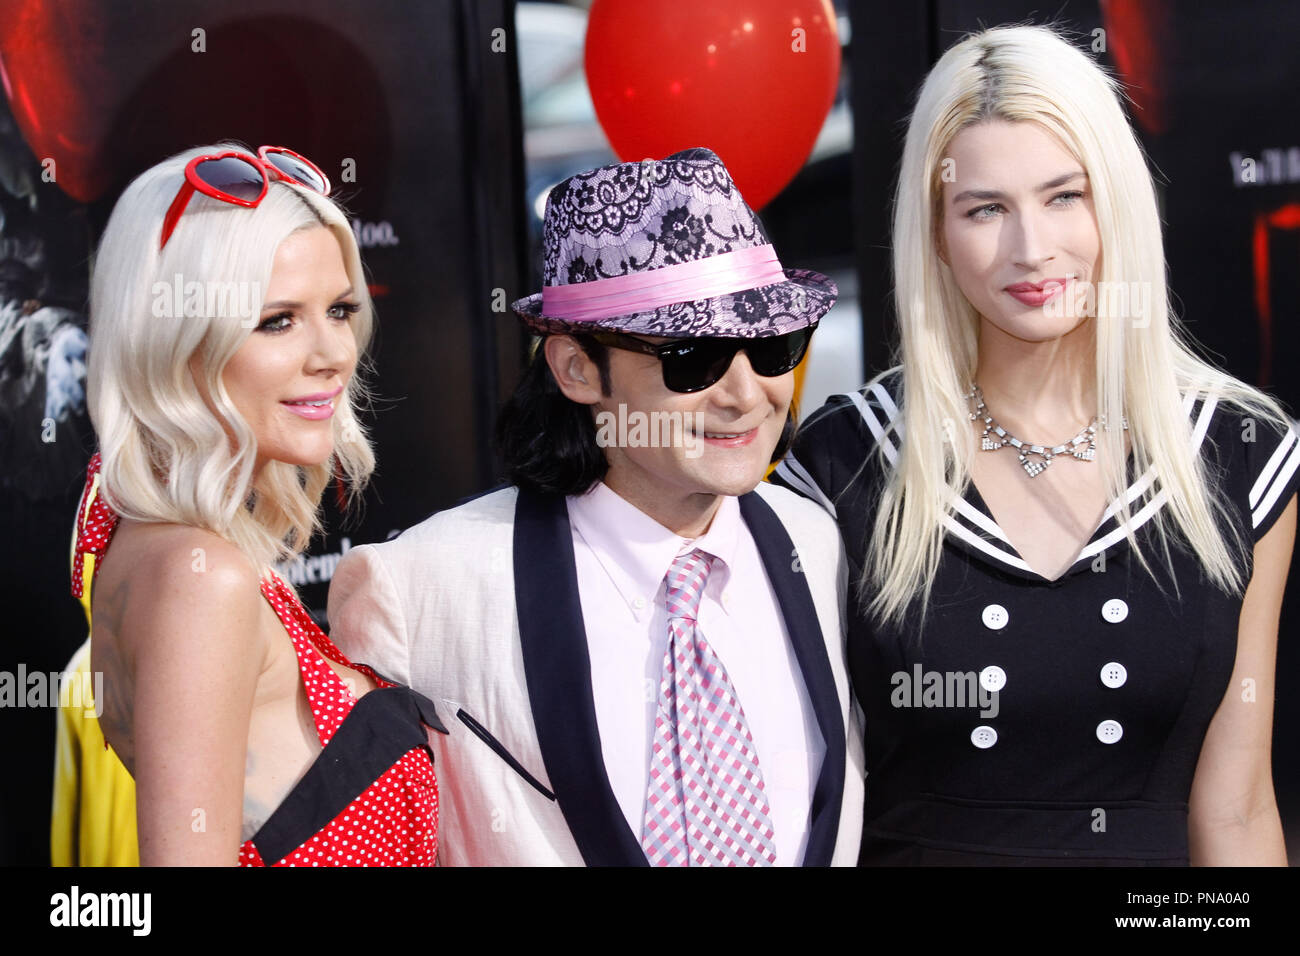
[363,665,449,734]
[249,686,439,865]
[739,491,846,866]
[514,488,648,866]
[456,707,556,801]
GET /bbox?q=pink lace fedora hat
[511,147,837,338]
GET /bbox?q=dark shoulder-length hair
[497,334,797,496]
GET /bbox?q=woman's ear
[544,335,602,405]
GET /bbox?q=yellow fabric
[51,638,139,866]
[51,481,139,867]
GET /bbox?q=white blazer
[328,481,865,866]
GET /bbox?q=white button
[1101,598,1129,623]
[979,665,1006,692]
[971,725,998,749]
[1100,662,1127,688]
[632,596,647,610]
[1096,719,1123,744]
[981,604,1009,630]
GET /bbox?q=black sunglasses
[579,326,816,393]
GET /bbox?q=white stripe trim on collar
[774,456,837,518]
[844,380,1214,575]
[1077,488,1170,562]
[1253,436,1300,530]
[950,495,1015,546]
[868,379,899,419]
[1189,394,1218,454]
[1089,390,1211,528]
[847,390,898,465]
[940,514,1035,573]
[1249,422,1299,510]
[1073,389,1216,565]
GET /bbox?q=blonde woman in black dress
[775,25,1295,865]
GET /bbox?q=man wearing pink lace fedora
[329,147,864,866]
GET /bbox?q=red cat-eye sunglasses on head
[159,145,331,249]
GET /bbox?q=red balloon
[584,0,841,210]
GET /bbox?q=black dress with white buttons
[772,369,1300,865]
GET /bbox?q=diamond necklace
[967,383,1127,478]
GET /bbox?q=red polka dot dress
[73,453,444,867]
[237,572,443,867]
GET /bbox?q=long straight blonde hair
[866,25,1291,631]
[87,143,376,574]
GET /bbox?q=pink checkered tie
[640,547,778,866]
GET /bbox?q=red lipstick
[1004,277,1071,308]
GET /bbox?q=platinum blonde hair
[87,142,375,574]
[866,24,1290,630]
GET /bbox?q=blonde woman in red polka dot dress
[74,143,444,865]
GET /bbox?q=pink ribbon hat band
[541,245,787,323]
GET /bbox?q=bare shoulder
[103,521,268,662]
[93,521,272,780]
[1246,494,1296,603]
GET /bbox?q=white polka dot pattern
[73,453,439,866]
[71,452,118,600]
[239,573,440,867]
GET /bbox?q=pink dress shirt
[566,481,825,865]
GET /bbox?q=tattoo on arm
[241,749,267,842]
